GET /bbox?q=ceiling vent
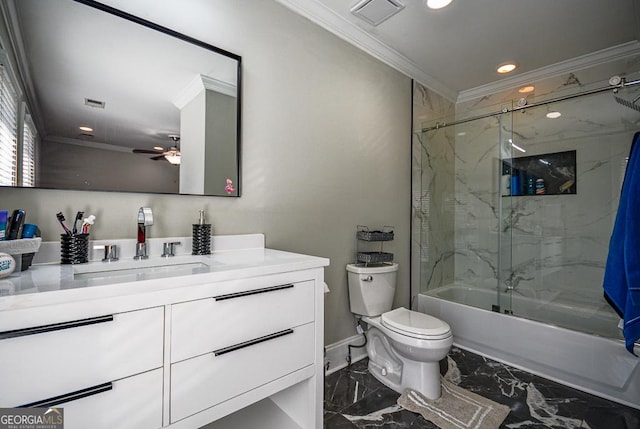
[84,98,105,109]
[351,0,405,26]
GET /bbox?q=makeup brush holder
[192,224,211,255]
[60,234,90,264]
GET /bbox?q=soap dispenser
[192,210,211,255]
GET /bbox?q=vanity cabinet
[169,279,316,423]
[0,307,165,429]
[170,280,315,362]
[0,238,327,429]
[171,323,315,423]
[46,369,163,429]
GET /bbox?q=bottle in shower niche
[527,175,536,195]
[510,169,521,196]
[192,210,211,255]
[501,164,511,196]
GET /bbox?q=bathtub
[419,284,640,409]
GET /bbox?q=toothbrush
[56,212,73,236]
[72,211,84,235]
[81,215,96,234]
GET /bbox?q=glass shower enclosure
[417,75,640,341]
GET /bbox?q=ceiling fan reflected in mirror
[132,135,181,164]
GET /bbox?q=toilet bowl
[363,307,452,398]
[347,263,452,399]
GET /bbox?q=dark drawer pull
[18,382,113,408]
[214,328,294,356]
[0,315,114,340]
[214,284,294,301]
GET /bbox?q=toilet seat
[381,307,451,340]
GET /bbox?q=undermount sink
[73,259,211,283]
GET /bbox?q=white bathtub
[419,284,640,409]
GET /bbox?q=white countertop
[0,234,329,319]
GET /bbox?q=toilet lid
[381,307,451,339]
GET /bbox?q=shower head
[614,92,640,112]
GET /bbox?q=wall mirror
[0,0,241,196]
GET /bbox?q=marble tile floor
[324,347,640,429]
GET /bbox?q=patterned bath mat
[397,378,510,429]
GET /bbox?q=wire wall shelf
[355,225,394,265]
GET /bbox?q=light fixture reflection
[546,111,562,119]
[164,150,181,165]
[497,63,517,74]
[427,0,452,9]
[511,142,526,153]
[518,86,535,93]
[79,126,93,132]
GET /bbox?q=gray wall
[204,90,237,195]
[39,140,179,193]
[0,0,411,346]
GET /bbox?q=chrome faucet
[161,241,181,257]
[134,207,153,260]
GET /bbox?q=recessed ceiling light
[79,126,93,132]
[518,85,535,93]
[497,63,517,74]
[426,0,452,9]
[546,111,561,119]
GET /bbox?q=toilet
[347,262,453,399]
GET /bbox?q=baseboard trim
[324,334,368,376]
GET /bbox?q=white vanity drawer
[171,280,314,362]
[0,306,164,407]
[45,368,163,429]
[170,321,315,423]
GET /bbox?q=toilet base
[365,326,444,399]
[368,354,442,399]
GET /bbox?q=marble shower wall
[451,111,507,291]
[411,82,455,304]
[502,95,638,306]
[452,59,640,314]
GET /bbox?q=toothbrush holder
[60,233,90,264]
[192,224,211,255]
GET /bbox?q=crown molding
[276,1,639,105]
[457,41,640,104]
[172,75,237,110]
[274,0,458,101]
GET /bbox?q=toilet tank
[347,263,399,316]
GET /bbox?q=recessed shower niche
[501,150,576,196]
